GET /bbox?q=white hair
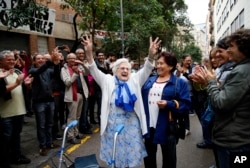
[0,50,14,60]
[112,58,131,74]
[76,48,84,54]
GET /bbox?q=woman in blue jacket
[142,51,191,168]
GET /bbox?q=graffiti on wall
[0,0,55,35]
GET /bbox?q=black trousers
[144,128,177,168]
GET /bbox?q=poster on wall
[0,0,55,35]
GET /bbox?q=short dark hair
[226,28,250,58]
[96,49,105,56]
[107,52,116,57]
[157,51,177,73]
[216,37,229,49]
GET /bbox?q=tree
[183,43,202,63]
[3,0,197,60]
[61,0,194,59]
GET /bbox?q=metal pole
[120,0,125,58]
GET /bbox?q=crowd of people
[1,28,250,168]
[0,44,117,168]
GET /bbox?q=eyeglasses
[67,57,76,60]
[118,67,130,71]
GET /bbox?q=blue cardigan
[142,74,191,144]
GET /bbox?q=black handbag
[167,77,186,140]
[167,111,186,140]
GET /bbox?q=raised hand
[51,48,61,64]
[148,37,161,58]
[81,35,94,64]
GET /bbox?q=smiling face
[1,53,16,70]
[156,57,173,77]
[227,42,246,63]
[115,62,131,81]
[210,48,219,69]
[67,53,77,67]
[33,54,45,68]
[215,47,230,66]
[76,49,85,61]
[182,55,192,69]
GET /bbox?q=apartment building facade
[208,0,250,46]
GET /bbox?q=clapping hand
[24,75,34,88]
[16,73,24,85]
[0,69,13,78]
[189,66,216,85]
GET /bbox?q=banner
[0,0,55,35]
[92,29,128,40]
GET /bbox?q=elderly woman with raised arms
[81,36,161,168]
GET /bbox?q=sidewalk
[12,116,63,168]
[13,114,215,168]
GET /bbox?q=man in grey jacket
[61,53,89,144]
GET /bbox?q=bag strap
[169,77,179,121]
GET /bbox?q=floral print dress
[100,91,147,168]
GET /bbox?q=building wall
[213,0,250,43]
[0,0,82,55]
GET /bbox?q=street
[14,114,215,168]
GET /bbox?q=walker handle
[67,120,78,128]
[115,124,124,134]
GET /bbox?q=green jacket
[207,59,250,148]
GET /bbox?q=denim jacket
[142,74,191,144]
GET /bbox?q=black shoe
[25,113,33,118]
[83,129,92,134]
[90,120,98,124]
[0,164,12,168]
[68,138,81,144]
[47,143,60,149]
[196,142,213,149]
[23,120,29,124]
[11,154,31,164]
[39,147,49,156]
[76,134,84,139]
[54,134,63,140]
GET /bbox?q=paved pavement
[12,114,215,168]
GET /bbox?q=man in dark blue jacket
[29,52,61,156]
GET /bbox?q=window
[61,13,66,21]
[69,14,73,23]
[239,9,244,28]
[231,20,236,33]
[230,0,234,9]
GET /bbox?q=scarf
[115,76,137,112]
[68,66,78,101]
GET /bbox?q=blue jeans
[53,92,66,136]
[201,121,213,145]
[0,115,24,166]
[95,91,102,123]
[33,101,54,148]
[215,144,250,168]
[79,97,89,132]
